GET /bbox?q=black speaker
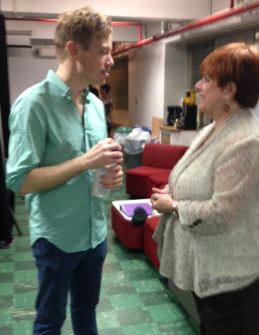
[0,13,13,245]
[0,13,11,154]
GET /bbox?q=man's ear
[66,40,78,57]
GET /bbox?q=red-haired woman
[151,43,259,335]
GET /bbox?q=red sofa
[126,143,188,198]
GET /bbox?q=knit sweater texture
[153,109,259,298]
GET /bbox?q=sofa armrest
[142,143,188,169]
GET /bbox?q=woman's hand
[150,187,174,214]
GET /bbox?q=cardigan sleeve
[177,135,259,234]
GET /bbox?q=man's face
[75,33,114,86]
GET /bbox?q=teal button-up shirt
[6,70,108,252]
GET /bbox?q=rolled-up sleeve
[6,98,47,193]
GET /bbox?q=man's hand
[19,138,123,195]
[99,164,124,189]
[80,138,123,170]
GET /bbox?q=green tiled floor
[0,186,198,335]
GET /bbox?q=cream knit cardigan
[153,109,259,298]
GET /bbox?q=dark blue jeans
[32,238,107,335]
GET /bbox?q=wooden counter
[160,125,197,145]
[160,125,180,132]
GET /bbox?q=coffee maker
[167,106,182,126]
[177,91,197,130]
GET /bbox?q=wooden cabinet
[160,129,172,144]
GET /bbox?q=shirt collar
[47,70,71,98]
[46,70,90,102]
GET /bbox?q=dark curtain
[0,13,13,245]
[0,142,12,244]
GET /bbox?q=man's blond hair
[54,7,112,60]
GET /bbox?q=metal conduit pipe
[112,1,259,57]
[5,17,57,23]
[208,0,212,15]
[230,0,235,9]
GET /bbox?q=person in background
[100,83,113,135]
[6,7,123,335]
[151,43,259,335]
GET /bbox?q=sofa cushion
[126,144,188,198]
[142,143,188,169]
[126,167,170,198]
[146,171,171,197]
[126,166,166,177]
[126,173,149,198]
[149,171,170,185]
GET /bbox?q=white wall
[164,43,188,122]
[2,0,209,21]
[128,41,165,128]
[5,0,258,128]
[7,48,57,103]
[126,2,259,128]
[211,0,230,13]
[5,20,140,44]
[211,0,259,13]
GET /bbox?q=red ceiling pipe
[5,17,143,41]
[112,1,259,57]
[5,17,57,23]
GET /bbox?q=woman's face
[195,74,225,116]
